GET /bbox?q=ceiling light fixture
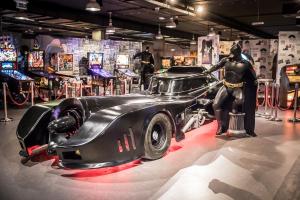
[106,12,115,35]
[166,17,176,28]
[158,16,165,20]
[251,0,264,26]
[190,34,196,45]
[155,24,163,40]
[169,0,176,4]
[208,27,216,36]
[85,0,101,12]
[15,12,33,21]
[195,5,204,13]
[14,0,28,10]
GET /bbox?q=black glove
[202,69,210,75]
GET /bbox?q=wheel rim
[151,122,166,149]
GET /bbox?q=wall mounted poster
[58,53,73,72]
[219,41,234,55]
[197,35,219,68]
[277,31,300,83]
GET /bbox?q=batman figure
[205,43,257,137]
[133,47,155,90]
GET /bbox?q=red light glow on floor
[61,159,142,178]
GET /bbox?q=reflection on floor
[0,107,299,200]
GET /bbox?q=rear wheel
[143,113,172,160]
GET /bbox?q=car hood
[57,94,194,147]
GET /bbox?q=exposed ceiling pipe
[143,0,196,16]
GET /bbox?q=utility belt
[223,80,244,88]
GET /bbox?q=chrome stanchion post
[31,81,34,106]
[288,83,300,123]
[268,82,275,120]
[80,83,83,97]
[0,82,13,122]
[274,83,282,121]
[65,82,68,98]
[264,81,270,118]
[110,79,113,95]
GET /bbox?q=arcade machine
[115,54,139,94]
[87,52,115,96]
[173,56,184,66]
[183,56,196,66]
[279,64,300,108]
[156,57,171,74]
[0,46,33,104]
[56,53,80,97]
[27,49,60,101]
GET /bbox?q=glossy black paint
[16,67,221,168]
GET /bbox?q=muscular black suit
[205,44,257,136]
[133,47,154,89]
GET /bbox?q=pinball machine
[87,52,115,96]
[279,64,300,108]
[27,49,62,101]
[0,47,33,104]
[114,54,139,94]
[156,57,171,74]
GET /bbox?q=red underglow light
[27,145,58,163]
[61,159,141,178]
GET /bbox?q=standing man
[133,46,155,90]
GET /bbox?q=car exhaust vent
[123,134,130,151]
[129,128,136,150]
[117,139,123,153]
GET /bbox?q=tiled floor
[0,106,299,200]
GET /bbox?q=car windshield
[149,77,171,94]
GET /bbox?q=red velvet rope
[5,83,31,106]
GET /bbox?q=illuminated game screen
[286,65,300,83]
[184,57,196,66]
[58,54,73,72]
[0,48,17,62]
[28,50,44,71]
[88,53,103,69]
[0,62,15,70]
[173,56,184,66]
[162,58,171,69]
[116,55,129,67]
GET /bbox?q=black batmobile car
[17,67,221,168]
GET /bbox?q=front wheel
[143,113,172,160]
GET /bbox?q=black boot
[215,110,226,135]
[247,132,257,137]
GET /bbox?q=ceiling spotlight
[169,0,176,4]
[15,12,33,21]
[195,5,204,13]
[38,27,43,30]
[14,0,28,10]
[155,24,163,40]
[166,17,176,28]
[85,0,101,12]
[158,16,165,20]
[106,12,115,35]
[208,27,216,36]
[251,21,264,26]
[170,48,176,52]
[190,34,196,45]
[252,0,264,26]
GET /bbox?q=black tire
[143,113,172,160]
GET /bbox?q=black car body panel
[16,66,221,168]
